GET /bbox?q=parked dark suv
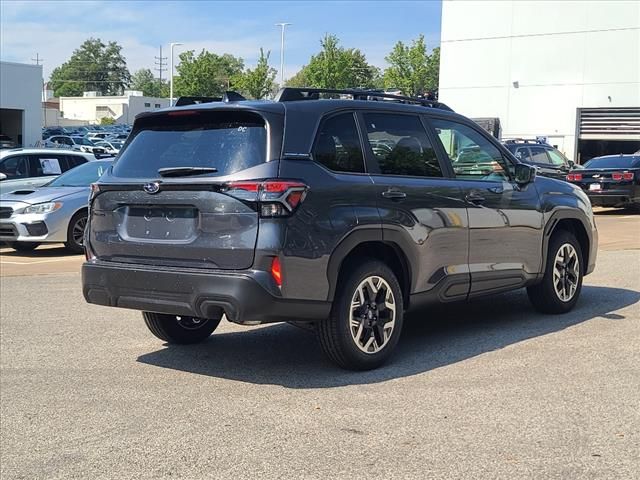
[82,88,598,370]
[503,139,576,180]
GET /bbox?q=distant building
[438,0,640,162]
[59,90,170,124]
[0,61,43,147]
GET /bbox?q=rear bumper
[82,260,331,324]
[585,186,639,207]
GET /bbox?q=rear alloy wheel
[9,242,40,252]
[64,211,88,254]
[527,230,583,314]
[143,312,222,344]
[317,260,404,370]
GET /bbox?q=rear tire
[9,242,40,252]
[64,211,88,254]
[317,259,404,370]
[527,230,583,314]
[143,312,222,344]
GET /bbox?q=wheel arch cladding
[330,241,411,308]
[550,218,590,270]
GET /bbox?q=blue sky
[0,0,442,81]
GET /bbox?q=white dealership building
[59,90,170,125]
[0,61,43,147]
[438,0,640,162]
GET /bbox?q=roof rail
[174,91,246,107]
[504,138,546,145]
[274,87,453,112]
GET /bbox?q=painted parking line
[1,257,80,265]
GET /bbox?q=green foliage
[100,116,116,125]
[233,48,278,99]
[286,34,378,89]
[130,68,168,97]
[50,38,131,97]
[173,50,244,97]
[383,35,439,97]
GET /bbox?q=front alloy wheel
[552,243,580,302]
[527,229,583,314]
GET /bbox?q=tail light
[622,172,634,181]
[270,256,282,287]
[612,172,623,181]
[567,173,582,181]
[225,180,308,217]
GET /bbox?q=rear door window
[112,110,267,178]
[363,113,443,177]
[530,146,551,165]
[514,147,532,163]
[312,113,365,173]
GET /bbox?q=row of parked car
[0,128,637,258]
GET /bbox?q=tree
[286,34,378,89]
[50,38,131,97]
[234,48,277,99]
[100,116,115,125]
[130,68,168,97]
[383,35,440,98]
[173,50,244,97]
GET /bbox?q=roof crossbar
[274,87,453,112]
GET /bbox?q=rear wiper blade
[157,166,218,177]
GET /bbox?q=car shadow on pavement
[0,245,78,257]
[137,285,639,389]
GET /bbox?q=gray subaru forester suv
[82,88,597,370]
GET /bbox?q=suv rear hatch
[88,108,281,270]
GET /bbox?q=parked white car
[43,135,106,155]
[0,149,95,194]
[93,140,123,155]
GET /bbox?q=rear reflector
[271,257,282,287]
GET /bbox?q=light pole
[275,23,291,85]
[169,42,184,106]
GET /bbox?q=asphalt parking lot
[1,208,639,479]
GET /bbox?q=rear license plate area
[119,206,198,242]
[589,183,601,191]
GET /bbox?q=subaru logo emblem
[143,182,160,194]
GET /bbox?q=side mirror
[0,172,6,181]
[515,163,536,185]
[567,159,576,168]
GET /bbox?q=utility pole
[170,42,184,106]
[33,54,46,127]
[275,23,292,85]
[154,45,167,86]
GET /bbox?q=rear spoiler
[174,91,246,106]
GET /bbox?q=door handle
[381,189,407,200]
[465,192,485,205]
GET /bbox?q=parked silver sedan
[0,160,112,253]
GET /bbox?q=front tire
[143,312,222,344]
[527,230,583,314]
[317,259,404,370]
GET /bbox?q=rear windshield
[583,156,640,169]
[112,110,267,178]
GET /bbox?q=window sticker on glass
[40,158,62,175]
